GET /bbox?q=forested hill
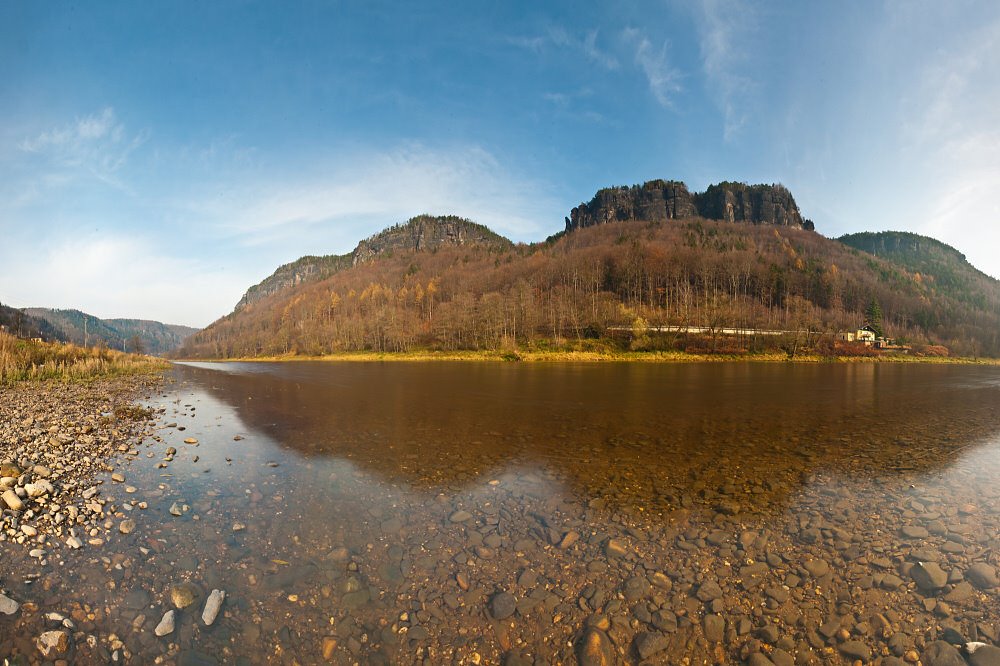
[22,308,199,355]
[837,231,1000,310]
[234,215,510,311]
[0,303,62,340]
[177,211,1000,359]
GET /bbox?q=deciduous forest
[177,218,1000,359]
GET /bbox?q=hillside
[235,214,511,311]
[178,200,1000,359]
[23,308,199,355]
[838,231,999,311]
[0,303,62,340]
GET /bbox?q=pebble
[35,630,69,658]
[911,561,949,590]
[321,636,338,661]
[111,472,125,482]
[202,588,225,625]
[65,536,83,549]
[922,641,967,666]
[488,591,516,620]
[839,641,871,661]
[154,610,175,636]
[968,644,1000,666]
[966,562,999,589]
[577,628,613,666]
[170,582,199,609]
[119,519,136,534]
[0,593,19,615]
[449,510,472,523]
[2,489,24,511]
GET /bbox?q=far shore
[172,349,1000,365]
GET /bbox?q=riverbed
[2,361,1000,665]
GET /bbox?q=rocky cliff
[352,215,512,266]
[235,254,353,311]
[566,180,814,232]
[235,215,513,311]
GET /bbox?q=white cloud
[0,235,249,327]
[622,28,682,108]
[691,0,755,139]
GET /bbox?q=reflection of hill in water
[176,361,1000,514]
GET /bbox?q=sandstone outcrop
[566,180,814,232]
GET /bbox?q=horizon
[3,2,999,328]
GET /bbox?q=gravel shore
[0,375,161,662]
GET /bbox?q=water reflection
[176,361,1000,515]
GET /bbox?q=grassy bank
[178,348,1000,365]
[0,332,168,384]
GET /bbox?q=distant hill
[838,231,998,306]
[23,308,199,355]
[178,179,1000,359]
[0,303,62,340]
[235,214,512,311]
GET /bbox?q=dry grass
[0,332,167,384]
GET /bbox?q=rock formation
[352,215,512,266]
[566,180,814,232]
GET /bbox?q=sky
[2,1,999,328]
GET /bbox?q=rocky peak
[352,215,512,266]
[567,180,814,232]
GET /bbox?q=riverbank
[0,332,168,384]
[177,348,1000,365]
[0,373,162,661]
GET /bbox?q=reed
[0,332,167,384]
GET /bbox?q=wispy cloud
[582,30,619,70]
[508,26,619,70]
[15,107,146,191]
[187,143,562,251]
[691,0,755,140]
[898,17,1000,278]
[622,28,682,108]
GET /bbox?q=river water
[13,361,1000,664]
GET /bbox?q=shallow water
[8,361,1000,664]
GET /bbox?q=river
[10,361,1000,664]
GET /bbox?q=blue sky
[2,1,999,327]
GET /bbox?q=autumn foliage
[177,218,1000,359]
